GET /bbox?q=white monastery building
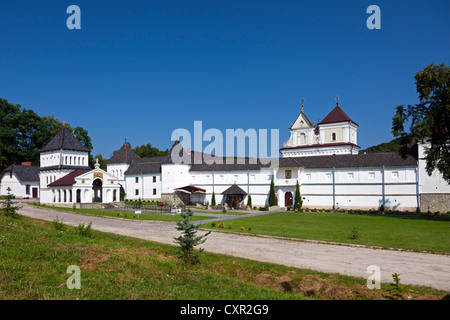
[1,101,449,212]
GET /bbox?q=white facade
[0,171,39,199]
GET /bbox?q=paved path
[18,204,450,292]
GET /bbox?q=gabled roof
[290,106,314,129]
[124,157,164,175]
[39,127,90,153]
[107,144,140,164]
[318,104,357,126]
[47,169,91,187]
[1,164,40,182]
[222,184,247,195]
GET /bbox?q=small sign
[135,210,142,218]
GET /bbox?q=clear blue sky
[1,0,449,158]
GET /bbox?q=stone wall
[420,193,450,213]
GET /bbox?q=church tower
[38,127,90,203]
[280,100,360,157]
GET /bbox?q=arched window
[78,157,81,165]
[82,158,84,165]
[331,132,337,141]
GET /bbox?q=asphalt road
[18,204,450,292]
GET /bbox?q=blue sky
[1,0,449,158]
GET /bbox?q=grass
[0,214,447,300]
[201,212,450,253]
[34,205,214,222]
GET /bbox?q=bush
[52,216,65,232]
[348,226,360,240]
[77,221,93,238]
[217,222,225,228]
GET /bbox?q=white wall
[0,173,39,198]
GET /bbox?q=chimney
[21,162,31,166]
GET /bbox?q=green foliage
[387,273,405,300]
[294,181,302,209]
[174,210,211,265]
[211,192,216,207]
[247,194,252,208]
[348,226,360,239]
[52,216,66,232]
[0,98,93,170]
[77,221,93,238]
[132,143,169,158]
[1,187,21,218]
[392,63,450,183]
[269,179,276,206]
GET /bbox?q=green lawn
[201,212,450,253]
[0,214,447,300]
[36,205,214,222]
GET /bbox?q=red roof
[318,104,357,125]
[48,169,91,187]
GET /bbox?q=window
[305,173,311,180]
[135,189,139,195]
[26,185,30,195]
[392,171,399,179]
[135,177,139,183]
[325,173,331,180]
[347,173,354,180]
[250,174,255,181]
[369,172,375,180]
[331,132,337,141]
[285,170,292,179]
[153,189,156,195]
[153,176,156,183]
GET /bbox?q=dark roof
[47,169,91,187]
[40,165,91,171]
[1,164,40,182]
[318,104,358,126]
[39,127,90,153]
[124,156,164,175]
[107,144,140,164]
[280,142,360,151]
[278,152,417,169]
[222,184,247,195]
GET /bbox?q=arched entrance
[285,192,293,207]
[76,189,81,203]
[93,179,103,202]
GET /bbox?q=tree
[294,181,302,210]
[133,143,168,158]
[211,192,216,207]
[173,210,211,265]
[392,63,450,183]
[1,187,22,218]
[269,179,276,206]
[247,194,252,208]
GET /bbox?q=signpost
[135,210,142,219]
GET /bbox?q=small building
[0,163,40,198]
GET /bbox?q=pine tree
[211,192,216,207]
[174,210,211,265]
[269,179,276,206]
[247,194,252,208]
[294,181,302,210]
[1,187,22,218]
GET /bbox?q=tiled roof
[1,164,40,182]
[39,127,90,152]
[47,169,91,187]
[278,152,417,169]
[124,158,163,175]
[222,184,247,195]
[107,144,140,164]
[318,104,357,126]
